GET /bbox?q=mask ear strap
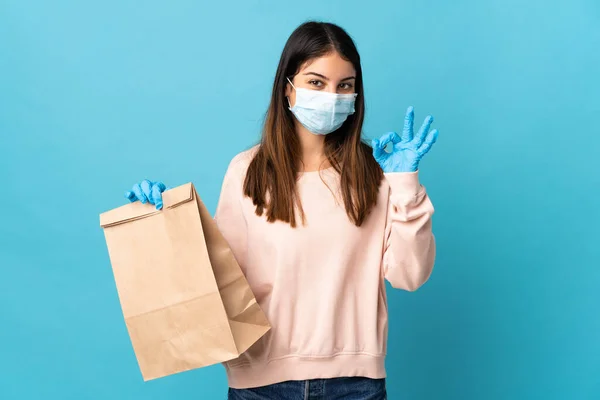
[286,76,296,90]
[286,77,296,109]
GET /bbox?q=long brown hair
[244,21,383,228]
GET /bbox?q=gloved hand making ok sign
[372,106,439,173]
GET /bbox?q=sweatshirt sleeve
[382,171,436,291]
[214,156,248,268]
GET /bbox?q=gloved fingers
[377,131,402,150]
[131,183,148,204]
[151,183,165,210]
[372,138,393,160]
[418,128,439,156]
[373,132,401,162]
[372,139,384,159]
[401,106,415,142]
[140,180,155,205]
[414,115,434,148]
[125,190,137,202]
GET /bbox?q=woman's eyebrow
[303,72,329,80]
[303,72,356,81]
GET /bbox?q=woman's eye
[339,83,354,90]
[309,80,323,87]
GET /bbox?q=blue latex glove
[372,106,439,173]
[125,179,167,210]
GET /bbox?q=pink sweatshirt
[214,147,436,389]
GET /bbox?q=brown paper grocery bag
[99,183,270,381]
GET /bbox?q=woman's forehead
[297,53,356,77]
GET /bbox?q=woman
[126,21,438,399]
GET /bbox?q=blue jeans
[228,377,387,399]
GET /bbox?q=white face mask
[287,77,358,135]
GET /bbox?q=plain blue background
[1,0,599,399]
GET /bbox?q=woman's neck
[296,123,329,172]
